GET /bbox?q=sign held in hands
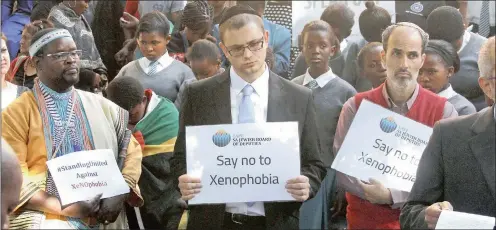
[331,100,433,192]
[46,149,130,205]
[186,122,300,205]
[436,211,495,229]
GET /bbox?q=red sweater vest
[346,83,446,229]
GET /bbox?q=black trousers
[126,204,183,230]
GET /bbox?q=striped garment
[5,79,142,229]
[131,90,183,228]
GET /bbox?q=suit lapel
[267,72,287,122]
[469,106,496,200]
[214,70,232,124]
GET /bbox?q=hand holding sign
[62,193,102,219]
[285,176,310,201]
[97,194,129,225]
[178,174,202,201]
[358,178,393,205]
[425,201,453,229]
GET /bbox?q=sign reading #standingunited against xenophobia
[186,122,300,205]
[331,100,433,192]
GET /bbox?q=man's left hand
[97,194,128,225]
[286,175,310,201]
[358,178,392,205]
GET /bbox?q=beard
[388,74,417,92]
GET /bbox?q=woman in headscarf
[47,0,108,87]
[6,19,53,89]
[418,39,477,115]
[2,33,29,110]
[167,1,213,63]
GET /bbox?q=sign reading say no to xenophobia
[331,100,433,192]
[186,122,300,205]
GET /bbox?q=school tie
[147,60,159,75]
[238,84,256,207]
[305,79,319,89]
[479,0,490,37]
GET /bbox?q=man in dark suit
[170,5,326,230]
[400,37,496,229]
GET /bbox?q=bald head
[1,139,22,229]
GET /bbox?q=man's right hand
[62,193,102,218]
[425,201,453,229]
[178,174,202,201]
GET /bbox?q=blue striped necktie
[479,1,490,37]
[238,84,256,207]
[306,79,319,89]
[147,60,159,75]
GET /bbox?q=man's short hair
[106,77,145,111]
[186,39,221,63]
[382,22,429,53]
[219,5,264,43]
[478,36,495,79]
[426,6,464,43]
[136,11,171,38]
[359,1,391,42]
[320,3,355,39]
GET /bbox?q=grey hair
[478,36,495,79]
[381,22,429,53]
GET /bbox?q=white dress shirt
[138,51,174,74]
[438,85,459,100]
[302,67,336,88]
[340,39,348,53]
[458,30,472,54]
[226,66,269,216]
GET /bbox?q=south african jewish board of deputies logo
[380,117,398,133]
[212,130,231,147]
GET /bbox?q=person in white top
[1,33,27,110]
[171,5,325,230]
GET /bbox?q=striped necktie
[147,60,159,75]
[479,1,490,37]
[305,79,319,89]
[238,85,256,207]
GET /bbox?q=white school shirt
[302,67,337,88]
[138,51,174,74]
[226,65,269,216]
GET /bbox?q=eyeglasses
[42,50,82,62]
[227,38,264,57]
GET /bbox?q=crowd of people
[0,0,495,229]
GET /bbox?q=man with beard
[332,22,458,229]
[2,28,143,229]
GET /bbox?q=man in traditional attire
[106,76,184,230]
[333,22,458,229]
[2,28,143,229]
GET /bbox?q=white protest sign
[331,100,433,192]
[186,122,300,205]
[436,211,495,229]
[46,149,130,205]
